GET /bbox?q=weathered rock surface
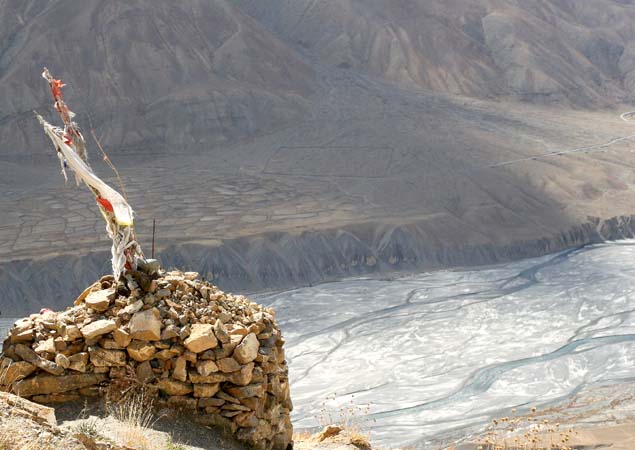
[1,268,292,450]
[184,324,219,353]
[80,320,116,340]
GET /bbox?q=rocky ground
[1,394,633,450]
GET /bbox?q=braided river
[257,241,635,448]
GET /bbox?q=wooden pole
[151,219,156,259]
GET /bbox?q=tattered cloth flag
[36,68,143,280]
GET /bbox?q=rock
[54,337,67,352]
[67,352,89,373]
[126,340,156,362]
[184,324,218,353]
[0,359,37,385]
[182,350,197,363]
[108,366,126,379]
[172,356,187,382]
[32,393,81,404]
[198,397,225,408]
[156,379,192,396]
[85,288,115,312]
[112,328,132,347]
[59,324,82,341]
[228,362,254,386]
[14,344,64,376]
[216,391,241,404]
[74,282,101,306]
[233,333,259,365]
[137,259,161,276]
[193,383,220,398]
[196,360,219,377]
[235,412,259,428]
[217,357,241,373]
[10,327,34,343]
[225,383,265,399]
[13,373,107,396]
[78,386,103,397]
[155,348,181,360]
[229,325,249,337]
[184,272,199,281]
[161,324,179,340]
[89,347,126,367]
[136,361,154,383]
[222,403,251,411]
[129,308,162,341]
[318,425,342,442]
[189,372,227,384]
[99,338,123,350]
[127,270,152,292]
[34,337,56,354]
[224,334,244,353]
[213,319,231,344]
[80,320,116,340]
[120,300,144,316]
[0,391,56,426]
[54,354,70,369]
[167,395,197,410]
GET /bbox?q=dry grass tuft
[439,406,581,450]
[106,388,158,450]
[317,393,375,446]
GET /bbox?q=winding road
[485,111,635,168]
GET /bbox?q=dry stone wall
[1,265,293,450]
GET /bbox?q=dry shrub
[317,393,375,448]
[106,387,158,450]
[468,407,580,450]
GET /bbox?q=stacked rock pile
[1,264,293,450]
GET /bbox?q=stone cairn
[1,263,293,450]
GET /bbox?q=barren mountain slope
[235,0,635,105]
[0,0,314,159]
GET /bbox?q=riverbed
[256,241,635,448]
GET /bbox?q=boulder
[184,324,218,353]
[193,383,220,398]
[196,360,219,376]
[172,356,188,382]
[126,340,156,362]
[112,328,132,347]
[217,357,241,373]
[233,333,260,364]
[80,320,116,340]
[67,353,89,373]
[88,347,126,367]
[156,379,192,396]
[13,373,107,396]
[85,288,115,312]
[14,344,64,376]
[225,383,265,399]
[34,337,55,354]
[0,391,56,426]
[0,359,37,385]
[129,308,162,341]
